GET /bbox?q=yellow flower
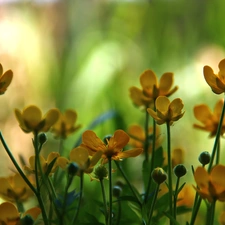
[177,184,195,207]
[194,165,225,202]
[51,109,81,139]
[0,202,19,225]
[15,105,60,133]
[147,96,184,125]
[129,70,178,107]
[193,99,225,137]
[57,147,102,174]
[0,202,41,225]
[0,63,13,95]
[0,173,33,202]
[81,129,143,163]
[203,58,225,94]
[24,152,60,175]
[128,124,162,153]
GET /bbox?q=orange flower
[193,99,225,137]
[0,173,33,202]
[0,63,13,95]
[128,124,162,153]
[51,109,81,139]
[194,165,225,202]
[24,152,60,175]
[129,70,178,108]
[177,184,195,207]
[81,129,143,163]
[0,202,41,225]
[57,147,102,174]
[147,96,184,125]
[15,105,60,133]
[203,58,225,94]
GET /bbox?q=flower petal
[117,148,143,159]
[0,202,20,222]
[42,109,60,132]
[204,66,224,94]
[57,157,69,169]
[140,70,157,90]
[110,130,130,149]
[0,70,13,95]
[23,105,42,129]
[159,72,174,94]
[194,167,209,189]
[194,104,213,124]
[82,130,105,152]
[70,147,89,166]
[169,98,184,117]
[155,96,170,113]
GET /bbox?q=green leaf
[176,205,192,215]
[163,211,181,225]
[128,201,142,222]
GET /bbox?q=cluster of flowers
[0,58,225,225]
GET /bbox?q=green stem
[108,157,113,225]
[173,177,180,220]
[114,161,141,206]
[115,197,121,225]
[0,132,37,194]
[147,183,160,225]
[100,179,108,225]
[72,171,84,224]
[166,122,173,225]
[33,132,49,225]
[208,200,216,225]
[144,107,150,162]
[216,138,220,164]
[208,96,225,171]
[144,118,156,203]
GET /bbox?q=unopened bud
[94,165,108,180]
[174,164,187,178]
[67,162,79,176]
[38,133,47,145]
[103,135,112,145]
[151,167,167,184]
[113,185,122,198]
[198,151,211,166]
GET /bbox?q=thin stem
[208,200,216,225]
[144,108,150,162]
[115,197,121,225]
[147,183,160,225]
[208,96,225,171]
[166,122,173,225]
[108,157,113,225]
[100,179,108,225]
[144,118,156,203]
[114,161,141,206]
[72,171,84,224]
[173,177,180,220]
[216,138,220,164]
[0,132,37,194]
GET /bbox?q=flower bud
[198,151,211,166]
[94,165,108,180]
[173,164,187,178]
[103,135,112,145]
[38,133,47,145]
[20,215,34,225]
[151,167,167,184]
[67,162,79,176]
[113,185,122,198]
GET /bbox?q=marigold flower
[203,58,225,94]
[15,105,60,133]
[81,129,143,163]
[0,173,33,202]
[51,109,81,139]
[0,63,13,95]
[147,96,184,125]
[193,99,225,137]
[24,152,60,175]
[129,70,178,108]
[0,202,41,225]
[128,124,162,153]
[57,147,102,174]
[194,165,225,202]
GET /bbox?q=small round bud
[113,185,122,198]
[173,164,187,178]
[20,215,34,225]
[103,135,112,145]
[151,167,167,184]
[198,151,211,166]
[67,162,79,176]
[38,133,47,145]
[94,165,108,180]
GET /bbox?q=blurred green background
[0,0,225,185]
